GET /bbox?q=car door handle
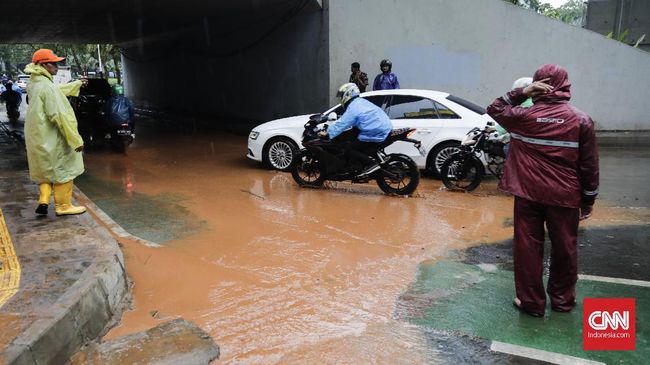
[417,129,432,134]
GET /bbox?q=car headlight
[249,131,259,140]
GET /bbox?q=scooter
[73,95,135,153]
[440,121,506,192]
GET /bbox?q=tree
[552,0,588,26]
[0,44,36,76]
[504,0,587,27]
[0,43,123,79]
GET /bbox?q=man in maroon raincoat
[487,64,599,317]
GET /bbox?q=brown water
[81,130,642,364]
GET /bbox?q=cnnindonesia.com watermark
[583,298,636,351]
[587,332,631,339]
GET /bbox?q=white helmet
[512,77,533,90]
[336,83,360,105]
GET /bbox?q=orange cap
[32,49,65,64]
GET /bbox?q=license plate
[116,129,131,135]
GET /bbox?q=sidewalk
[595,130,650,147]
[0,126,128,364]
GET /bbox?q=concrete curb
[1,202,129,365]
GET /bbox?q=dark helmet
[380,59,392,71]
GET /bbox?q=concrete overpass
[2,0,650,129]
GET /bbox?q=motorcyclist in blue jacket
[319,83,393,176]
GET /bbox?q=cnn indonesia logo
[583,298,635,351]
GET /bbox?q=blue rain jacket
[105,95,135,126]
[328,97,392,142]
[373,72,400,90]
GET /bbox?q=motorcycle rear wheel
[376,154,420,196]
[110,135,133,153]
[441,154,484,192]
[291,151,326,188]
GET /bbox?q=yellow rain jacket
[24,63,84,184]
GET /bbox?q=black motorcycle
[291,113,421,195]
[441,121,506,192]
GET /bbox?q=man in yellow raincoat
[25,49,88,216]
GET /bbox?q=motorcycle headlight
[462,134,476,145]
[249,131,259,140]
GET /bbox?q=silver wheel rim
[268,141,294,169]
[435,147,460,173]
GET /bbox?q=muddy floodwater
[77,125,649,364]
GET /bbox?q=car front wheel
[263,137,298,171]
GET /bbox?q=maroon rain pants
[513,197,580,315]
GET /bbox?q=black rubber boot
[35,204,48,215]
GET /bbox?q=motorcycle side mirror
[327,112,337,121]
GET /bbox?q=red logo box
[583,298,635,351]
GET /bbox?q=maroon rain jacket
[487,64,599,208]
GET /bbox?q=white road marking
[490,341,605,365]
[579,274,650,287]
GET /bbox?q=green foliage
[505,0,587,27]
[553,0,587,26]
[607,29,646,48]
[0,43,122,79]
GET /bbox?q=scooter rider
[1,81,22,118]
[318,83,393,176]
[105,84,135,136]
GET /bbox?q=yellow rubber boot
[36,183,53,215]
[54,181,86,216]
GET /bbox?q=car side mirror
[327,112,337,121]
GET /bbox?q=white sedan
[247,89,496,177]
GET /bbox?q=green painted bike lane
[400,261,648,364]
[76,174,207,244]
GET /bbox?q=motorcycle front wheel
[291,151,326,188]
[376,154,420,196]
[441,154,484,192]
